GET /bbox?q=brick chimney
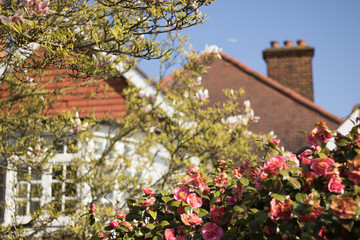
[262,40,315,101]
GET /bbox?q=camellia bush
[88,119,360,239]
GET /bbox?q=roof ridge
[219,52,343,124]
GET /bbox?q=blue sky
[139,0,360,120]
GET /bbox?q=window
[51,164,77,213]
[15,166,42,216]
[54,138,78,154]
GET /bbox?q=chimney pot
[297,39,306,46]
[270,41,279,48]
[284,40,292,47]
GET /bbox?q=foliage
[0,1,275,238]
[92,120,360,239]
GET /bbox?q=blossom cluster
[92,121,360,239]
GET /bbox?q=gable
[202,53,343,152]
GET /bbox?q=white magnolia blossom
[70,112,89,133]
[203,44,222,59]
[222,110,260,129]
[184,91,190,98]
[195,89,209,102]
[195,76,202,85]
[244,100,251,110]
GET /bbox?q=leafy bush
[90,119,360,239]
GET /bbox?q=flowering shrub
[92,120,360,239]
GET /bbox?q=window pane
[67,139,78,153]
[30,201,40,214]
[17,166,29,181]
[65,183,76,197]
[66,165,77,179]
[65,199,77,213]
[31,170,41,180]
[30,184,42,198]
[51,199,63,213]
[18,183,28,198]
[17,201,27,216]
[52,166,63,180]
[51,183,62,198]
[54,139,65,153]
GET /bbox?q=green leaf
[149,210,157,220]
[185,206,193,215]
[337,138,350,147]
[255,210,268,224]
[270,193,286,202]
[170,201,181,207]
[210,191,221,206]
[233,205,245,213]
[161,196,171,203]
[250,208,259,214]
[318,152,328,159]
[271,177,283,193]
[160,220,170,227]
[355,186,360,195]
[295,193,307,202]
[288,177,301,189]
[341,220,354,232]
[239,178,250,186]
[279,170,289,177]
[195,208,209,218]
[146,223,156,230]
[298,130,308,136]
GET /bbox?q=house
[327,104,360,150]
[198,40,343,152]
[0,63,171,227]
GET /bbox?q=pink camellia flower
[209,206,227,225]
[182,172,207,190]
[122,220,133,231]
[174,186,190,202]
[330,195,358,219]
[213,172,228,188]
[270,198,293,221]
[311,158,334,176]
[261,156,285,174]
[109,220,119,228]
[226,196,235,206]
[264,226,275,235]
[270,139,280,146]
[328,176,345,193]
[202,222,224,240]
[117,213,126,220]
[186,193,202,208]
[142,186,156,195]
[345,159,360,184]
[306,122,332,150]
[300,205,324,223]
[231,183,244,202]
[232,168,243,179]
[187,166,200,175]
[180,213,203,226]
[318,226,327,239]
[140,197,155,208]
[299,149,313,164]
[284,153,300,169]
[165,229,176,240]
[89,203,95,212]
[311,122,333,143]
